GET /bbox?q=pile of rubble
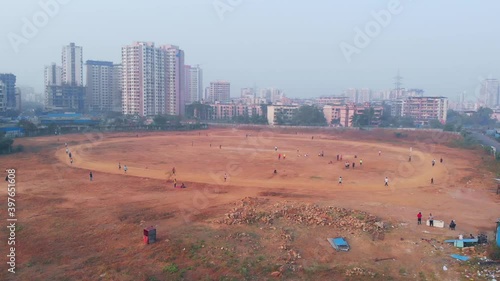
[344,267,376,278]
[214,197,385,235]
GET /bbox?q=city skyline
[2,1,500,101]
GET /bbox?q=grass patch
[163,263,179,274]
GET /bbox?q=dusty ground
[1,127,499,281]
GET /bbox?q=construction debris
[214,197,386,236]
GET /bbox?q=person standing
[173,178,177,188]
[352,162,355,169]
[70,158,73,165]
[432,159,435,167]
[124,165,128,173]
[378,150,381,156]
[431,178,434,184]
[224,173,227,182]
[384,177,389,186]
[172,167,176,175]
[118,163,121,170]
[89,172,93,181]
[440,157,443,163]
[417,212,422,225]
[360,159,363,166]
[338,176,342,185]
[429,213,434,227]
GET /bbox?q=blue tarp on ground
[444,239,478,243]
[327,237,350,251]
[497,225,500,247]
[451,254,470,261]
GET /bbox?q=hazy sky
[1,0,500,101]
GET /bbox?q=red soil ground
[0,127,498,280]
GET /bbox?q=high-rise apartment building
[62,42,83,86]
[0,74,16,110]
[185,65,203,105]
[0,81,6,113]
[121,42,185,116]
[480,79,499,108]
[163,45,185,116]
[209,81,230,103]
[358,88,372,103]
[86,60,121,113]
[44,43,85,113]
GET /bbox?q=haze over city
[2,0,500,99]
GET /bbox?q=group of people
[118,162,128,173]
[65,143,73,164]
[417,212,457,230]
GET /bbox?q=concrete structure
[267,105,299,125]
[185,65,203,105]
[121,42,185,116]
[323,103,383,127]
[240,88,256,104]
[45,85,86,112]
[0,81,6,113]
[62,43,83,86]
[389,96,448,125]
[111,64,122,112]
[344,88,357,103]
[209,81,230,103]
[480,79,499,108]
[86,60,121,113]
[315,96,348,106]
[122,42,166,116]
[208,102,263,120]
[45,63,62,87]
[404,96,448,125]
[358,88,371,103]
[15,88,21,111]
[162,45,185,116]
[0,74,16,110]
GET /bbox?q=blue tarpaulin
[451,254,470,261]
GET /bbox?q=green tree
[291,105,326,126]
[428,119,444,129]
[0,131,14,154]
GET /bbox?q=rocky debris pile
[344,267,376,277]
[214,197,385,235]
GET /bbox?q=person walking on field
[384,177,389,186]
[352,162,355,169]
[417,212,422,225]
[118,163,121,170]
[379,150,381,156]
[124,165,128,173]
[173,178,177,188]
[224,173,227,182]
[172,167,176,175]
[89,172,93,181]
[338,176,342,185]
[360,159,363,166]
[70,158,73,165]
[429,213,434,227]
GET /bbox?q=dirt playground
[1,127,499,281]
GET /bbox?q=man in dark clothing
[89,172,93,181]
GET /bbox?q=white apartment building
[61,42,83,86]
[209,81,230,103]
[267,105,299,125]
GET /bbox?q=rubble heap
[214,197,386,235]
